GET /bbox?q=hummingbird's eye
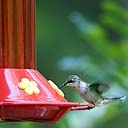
[68,79,75,83]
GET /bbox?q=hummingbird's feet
[86,105,95,110]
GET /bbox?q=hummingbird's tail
[99,96,126,105]
[110,96,126,102]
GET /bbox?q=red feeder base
[0,69,93,123]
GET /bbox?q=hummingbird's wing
[89,83,109,95]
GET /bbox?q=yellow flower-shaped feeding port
[18,78,40,95]
[48,80,64,97]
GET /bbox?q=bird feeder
[0,0,93,123]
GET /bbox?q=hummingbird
[59,75,126,108]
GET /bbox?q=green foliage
[69,0,128,88]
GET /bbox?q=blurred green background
[1,0,128,128]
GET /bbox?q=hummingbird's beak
[59,82,67,89]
